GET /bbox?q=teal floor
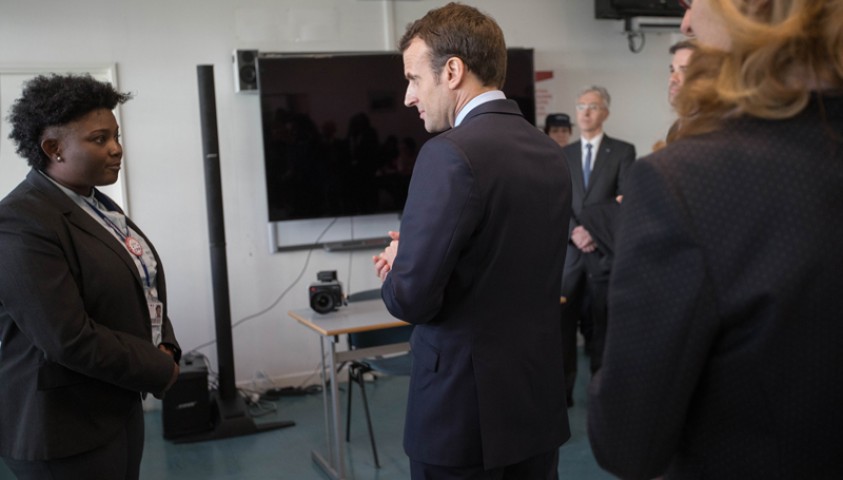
[0,349,612,479]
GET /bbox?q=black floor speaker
[162,354,212,439]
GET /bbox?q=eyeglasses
[575,103,604,112]
[678,0,692,9]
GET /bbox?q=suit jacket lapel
[125,214,165,302]
[27,170,145,289]
[567,142,586,198]
[588,136,615,195]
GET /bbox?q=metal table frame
[289,300,409,479]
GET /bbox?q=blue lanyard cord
[84,199,152,288]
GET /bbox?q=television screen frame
[257,49,536,223]
[595,0,684,19]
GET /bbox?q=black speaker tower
[174,65,294,442]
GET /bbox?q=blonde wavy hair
[670,0,843,141]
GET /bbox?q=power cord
[186,217,340,353]
[624,18,646,53]
[238,387,279,417]
[260,355,327,400]
[261,384,322,401]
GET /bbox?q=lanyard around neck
[84,199,152,288]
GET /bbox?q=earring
[56,155,62,161]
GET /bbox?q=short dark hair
[7,74,132,171]
[669,39,697,55]
[398,2,507,89]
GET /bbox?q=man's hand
[373,230,400,281]
[571,226,597,253]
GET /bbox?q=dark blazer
[588,95,843,479]
[562,135,635,263]
[381,99,572,469]
[0,170,180,461]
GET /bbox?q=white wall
[0,0,681,387]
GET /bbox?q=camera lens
[310,291,335,314]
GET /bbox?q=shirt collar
[38,170,97,206]
[455,90,506,127]
[581,132,605,154]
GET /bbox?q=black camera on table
[309,270,346,314]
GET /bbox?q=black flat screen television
[595,0,684,19]
[257,49,536,222]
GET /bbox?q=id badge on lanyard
[148,301,163,345]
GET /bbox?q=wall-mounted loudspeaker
[233,49,258,93]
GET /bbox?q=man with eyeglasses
[560,85,635,406]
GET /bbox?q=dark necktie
[583,143,593,188]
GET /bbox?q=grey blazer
[0,170,179,461]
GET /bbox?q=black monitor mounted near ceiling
[595,0,685,19]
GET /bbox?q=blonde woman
[588,1,843,478]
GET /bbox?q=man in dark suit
[372,3,572,478]
[560,86,635,405]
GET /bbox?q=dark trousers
[2,400,144,480]
[561,248,609,401]
[410,448,559,480]
[586,277,608,374]
[581,250,610,374]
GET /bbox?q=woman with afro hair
[0,74,181,480]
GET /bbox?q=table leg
[319,336,332,462]
[312,335,347,479]
[327,335,346,478]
